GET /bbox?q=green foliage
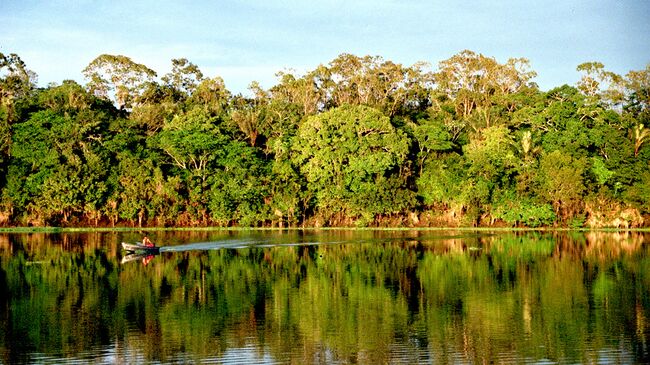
[5,82,114,223]
[568,214,587,229]
[208,141,270,226]
[417,153,466,207]
[624,171,650,213]
[0,50,649,227]
[591,156,615,186]
[156,108,227,173]
[83,54,157,110]
[113,156,158,225]
[162,58,204,96]
[464,125,517,182]
[491,193,556,227]
[293,104,412,220]
[534,150,587,217]
[412,114,455,170]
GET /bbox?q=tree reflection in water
[0,230,648,364]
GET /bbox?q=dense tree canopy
[0,51,648,227]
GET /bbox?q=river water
[0,230,648,364]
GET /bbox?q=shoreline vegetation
[1,226,650,234]
[0,51,649,229]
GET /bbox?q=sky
[1,0,649,94]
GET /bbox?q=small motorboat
[121,241,159,253]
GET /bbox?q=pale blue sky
[1,0,648,94]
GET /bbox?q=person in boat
[141,237,155,266]
[142,236,154,247]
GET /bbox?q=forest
[0,50,648,228]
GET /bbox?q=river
[0,230,648,364]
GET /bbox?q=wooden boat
[121,242,159,253]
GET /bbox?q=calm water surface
[0,230,648,364]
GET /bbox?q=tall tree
[624,64,650,115]
[271,68,326,116]
[292,104,412,223]
[162,58,204,97]
[229,82,271,147]
[325,54,432,116]
[187,77,231,116]
[433,50,537,131]
[83,54,157,110]
[576,62,625,106]
[0,52,36,189]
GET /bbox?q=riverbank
[1,226,649,234]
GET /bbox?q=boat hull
[121,242,159,253]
